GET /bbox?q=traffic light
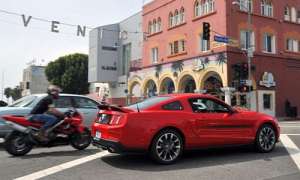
[238,85,253,92]
[203,22,211,41]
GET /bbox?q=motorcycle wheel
[4,131,33,156]
[70,128,91,150]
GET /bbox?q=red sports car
[92,94,280,164]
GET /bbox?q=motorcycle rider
[29,85,65,141]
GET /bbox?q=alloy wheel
[155,133,181,162]
[258,126,276,152]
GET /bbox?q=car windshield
[8,95,37,107]
[127,96,172,110]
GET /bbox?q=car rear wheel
[150,129,183,165]
[255,124,276,153]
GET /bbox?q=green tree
[11,86,22,101]
[45,53,89,94]
[4,87,12,101]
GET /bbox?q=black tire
[150,129,184,165]
[255,124,277,153]
[70,128,91,150]
[4,131,33,156]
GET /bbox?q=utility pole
[232,0,253,110]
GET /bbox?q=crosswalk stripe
[280,134,300,170]
[14,151,110,180]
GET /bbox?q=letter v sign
[21,14,32,27]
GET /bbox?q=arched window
[174,10,179,25]
[208,0,215,12]
[202,0,209,14]
[180,7,185,23]
[261,0,273,17]
[169,12,174,27]
[157,17,162,32]
[148,21,152,34]
[195,1,201,17]
[284,6,290,21]
[152,19,157,33]
[239,0,253,12]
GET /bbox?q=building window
[174,10,179,26]
[195,1,201,17]
[148,21,152,34]
[169,40,186,55]
[169,13,174,27]
[284,6,290,21]
[194,0,215,17]
[297,11,300,23]
[180,7,185,23]
[199,34,210,52]
[151,47,158,64]
[263,94,272,110]
[261,0,273,17]
[240,30,255,50]
[239,0,253,12]
[291,7,297,22]
[152,19,156,33]
[157,17,162,32]
[263,33,275,53]
[122,43,131,75]
[286,38,299,52]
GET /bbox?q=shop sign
[259,72,276,88]
[193,58,205,71]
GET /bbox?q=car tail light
[95,114,112,124]
[109,115,125,125]
[95,113,125,125]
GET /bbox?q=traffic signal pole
[247,5,253,110]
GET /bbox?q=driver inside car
[28,85,65,141]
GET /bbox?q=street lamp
[232,0,253,109]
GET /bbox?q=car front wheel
[255,124,277,153]
[150,129,183,165]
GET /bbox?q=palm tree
[216,53,227,73]
[171,61,184,77]
[155,64,162,79]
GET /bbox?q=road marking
[283,134,300,136]
[280,126,300,128]
[15,151,110,180]
[281,134,300,170]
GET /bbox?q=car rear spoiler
[98,104,134,113]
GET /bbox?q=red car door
[189,98,253,147]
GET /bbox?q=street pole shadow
[100,144,290,172]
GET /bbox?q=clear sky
[0,0,152,99]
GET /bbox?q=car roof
[158,93,215,99]
[31,93,95,99]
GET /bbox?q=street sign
[214,35,229,43]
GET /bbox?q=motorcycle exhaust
[5,121,29,133]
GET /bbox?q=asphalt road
[0,121,300,180]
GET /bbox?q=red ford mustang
[91,94,280,164]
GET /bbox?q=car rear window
[127,96,172,110]
[9,95,37,107]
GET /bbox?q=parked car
[0,94,100,138]
[92,93,280,164]
[0,101,7,107]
